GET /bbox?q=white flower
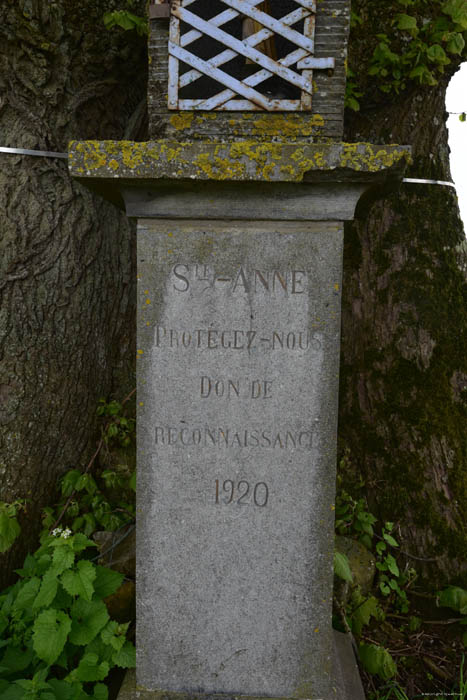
[52,528,63,537]
[61,528,72,539]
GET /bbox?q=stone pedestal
[69,139,410,700]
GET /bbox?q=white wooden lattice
[167,0,335,111]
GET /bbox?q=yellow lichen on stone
[121,141,144,168]
[250,114,324,138]
[170,112,194,131]
[108,159,119,172]
[81,141,107,171]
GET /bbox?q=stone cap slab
[68,140,411,185]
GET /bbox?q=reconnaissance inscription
[154,426,314,450]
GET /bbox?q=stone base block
[117,632,365,700]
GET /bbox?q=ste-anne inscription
[137,220,344,697]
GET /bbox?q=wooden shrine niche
[159,0,335,112]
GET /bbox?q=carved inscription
[201,377,272,400]
[155,327,321,352]
[172,264,307,295]
[154,426,313,450]
[215,480,269,507]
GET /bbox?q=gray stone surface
[117,632,366,700]
[137,218,344,698]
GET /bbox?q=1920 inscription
[172,264,307,296]
[215,480,269,507]
[201,376,272,400]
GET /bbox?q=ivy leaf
[113,641,136,669]
[0,513,21,554]
[334,552,353,583]
[359,643,397,680]
[73,652,110,682]
[69,598,109,646]
[352,596,381,636]
[385,554,400,577]
[13,577,40,611]
[442,0,467,29]
[426,44,450,65]
[32,609,72,665]
[383,533,399,548]
[61,560,96,601]
[93,566,124,599]
[395,13,418,32]
[438,586,467,614]
[446,32,465,54]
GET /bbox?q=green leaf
[442,0,467,29]
[13,577,41,611]
[53,545,76,574]
[334,552,353,583]
[352,596,380,636]
[60,470,81,497]
[129,471,136,493]
[0,645,34,675]
[385,554,400,577]
[33,609,72,665]
[93,684,108,700]
[0,684,27,700]
[383,533,399,548]
[93,566,124,599]
[73,652,109,682]
[460,112,466,122]
[396,13,418,31]
[438,586,467,614]
[359,643,397,680]
[61,560,96,601]
[426,44,450,65]
[33,568,59,610]
[113,641,136,669]
[69,598,109,646]
[446,32,465,54]
[71,533,96,553]
[0,513,21,554]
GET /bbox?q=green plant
[437,586,467,644]
[43,396,136,539]
[103,9,147,36]
[0,530,135,699]
[372,681,410,699]
[359,642,398,681]
[375,523,412,613]
[0,500,27,554]
[346,0,467,103]
[335,488,377,550]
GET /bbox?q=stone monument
[69,1,410,697]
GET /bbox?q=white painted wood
[168,1,181,109]
[173,6,313,93]
[297,57,335,69]
[196,47,309,111]
[220,0,315,54]
[179,7,310,89]
[169,41,275,110]
[178,98,301,111]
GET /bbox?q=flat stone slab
[137,219,344,698]
[117,632,365,700]
[68,140,411,183]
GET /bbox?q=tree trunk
[340,1,467,585]
[0,0,146,586]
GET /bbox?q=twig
[400,550,440,562]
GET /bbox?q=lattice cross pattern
[167,0,335,111]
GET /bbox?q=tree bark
[340,1,467,585]
[0,0,146,585]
